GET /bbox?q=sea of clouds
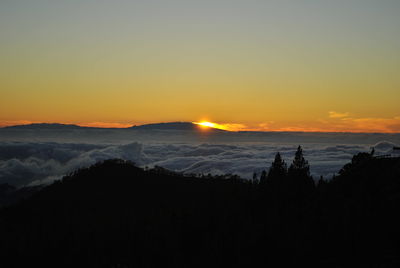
[1,128,399,187]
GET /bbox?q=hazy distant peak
[3,122,230,131]
[4,123,87,130]
[130,122,227,131]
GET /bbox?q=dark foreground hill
[0,155,400,267]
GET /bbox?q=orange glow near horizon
[196,121,216,128]
[1,116,400,133]
[1,2,400,134]
[193,121,235,131]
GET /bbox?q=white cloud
[0,130,399,187]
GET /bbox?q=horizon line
[1,121,400,134]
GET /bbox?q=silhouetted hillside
[0,183,41,208]
[0,153,399,267]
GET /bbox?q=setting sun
[194,121,228,131]
[196,122,216,128]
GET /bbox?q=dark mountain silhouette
[130,122,227,132]
[3,122,228,132]
[3,123,91,130]
[0,152,399,267]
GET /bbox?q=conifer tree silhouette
[287,146,315,200]
[259,170,267,185]
[288,146,310,177]
[267,152,287,188]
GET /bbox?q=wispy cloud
[329,111,350,119]
[344,117,400,133]
[219,123,248,131]
[247,114,400,133]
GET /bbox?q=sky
[1,0,399,132]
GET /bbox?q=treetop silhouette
[288,145,310,177]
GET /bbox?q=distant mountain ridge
[3,122,228,131]
[4,123,90,130]
[130,122,196,130]
[130,122,226,131]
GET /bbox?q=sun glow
[196,121,216,128]
[193,121,230,131]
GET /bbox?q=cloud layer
[1,139,399,187]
